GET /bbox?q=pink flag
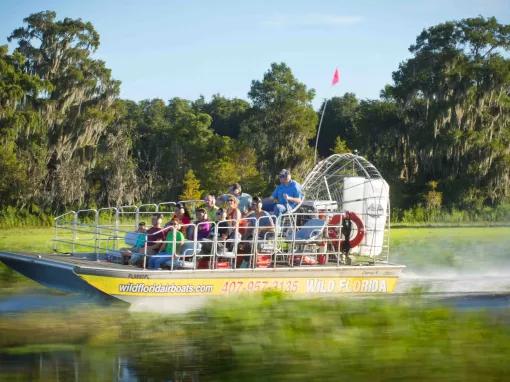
[331,68,340,86]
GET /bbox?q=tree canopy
[240,63,318,183]
[387,16,510,206]
[7,10,120,208]
[0,12,508,219]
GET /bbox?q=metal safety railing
[53,203,390,271]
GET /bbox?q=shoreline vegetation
[1,205,509,229]
[1,13,509,227]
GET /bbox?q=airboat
[0,154,404,305]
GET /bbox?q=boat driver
[270,169,303,217]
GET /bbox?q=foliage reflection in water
[0,291,510,381]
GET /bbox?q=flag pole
[314,98,328,164]
[314,68,339,164]
[313,68,340,166]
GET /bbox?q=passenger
[239,197,275,258]
[188,208,211,240]
[226,195,250,252]
[121,222,147,265]
[173,203,192,233]
[244,196,275,240]
[214,207,230,254]
[130,213,165,267]
[228,183,252,215]
[226,195,242,233]
[134,222,148,246]
[215,207,229,239]
[270,169,303,217]
[218,183,252,215]
[204,194,219,222]
[148,219,185,269]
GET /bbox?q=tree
[424,181,442,210]
[162,97,213,198]
[179,169,203,201]
[317,94,359,157]
[200,141,266,196]
[196,94,249,138]
[387,16,510,207]
[240,63,318,183]
[331,137,351,154]
[0,45,49,208]
[89,100,141,207]
[8,11,120,209]
[131,98,173,201]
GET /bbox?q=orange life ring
[328,211,365,250]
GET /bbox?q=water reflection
[0,341,201,381]
[0,291,115,314]
[0,351,181,382]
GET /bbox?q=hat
[279,169,290,177]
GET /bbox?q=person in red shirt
[145,213,167,255]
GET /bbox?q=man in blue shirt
[271,169,303,217]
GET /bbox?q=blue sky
[1,0,509,109]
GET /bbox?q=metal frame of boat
[0,154,405,304]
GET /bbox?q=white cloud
[264,14,363,28]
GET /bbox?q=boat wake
[397,269,510,295]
